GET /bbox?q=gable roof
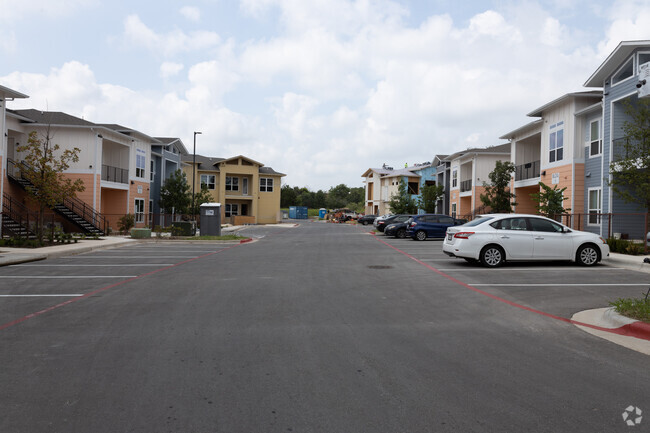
[526,91,602,118]
[181,153,284,176]
[584,40,650,87]
[0,85,28,100]
[154,137,189,155]
[446,143,511,161]
[499,119,543,140]
[14,109,96,127]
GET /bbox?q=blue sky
[2,0,650,190]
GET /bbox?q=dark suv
[405,214,466,240]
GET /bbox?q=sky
[1,0,650,191]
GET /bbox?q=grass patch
[610,296,650,323]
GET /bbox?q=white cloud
[180,6,201,22]
[122,14,220,57]
[598,0,650,57]
[160,62,184,78]
[0,0,97,22]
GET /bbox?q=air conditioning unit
[637,62,650,99]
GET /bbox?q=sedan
[357,214,377,225]
[384,221,409,238]
[442,214,610,268]
[375,214,411,232]
[405,214,467,240]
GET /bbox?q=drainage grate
[367,265,392,269]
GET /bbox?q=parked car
[405,214,466,240]
[442,214,610,268]
[372,214,393,228]
[384,217,414,238]
[375,214,411,232]
[357,214,378,225]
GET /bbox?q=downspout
[0,99,5,237]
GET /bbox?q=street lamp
[192,131,202,219]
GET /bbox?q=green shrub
[118,214,135,235]
[606,237,645,255]
[610,297,650,323]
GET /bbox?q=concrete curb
[606,252,650,273]
[572,307,650,341]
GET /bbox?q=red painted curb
[239,238,254,244]
[616,321,650,340]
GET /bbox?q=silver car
[442,214,610,268]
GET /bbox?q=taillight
[454,232,475,239]
[410,222,416,228]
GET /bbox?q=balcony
[460,179,472,192]
[102,164,129,184]
[515,160,540,181]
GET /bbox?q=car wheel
[480,245,505,268]
[414,230,427,241]
[576,244,600,266]
[396,228,406,239]
[362,220,368,225]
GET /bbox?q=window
[136,149,146,178]
[260,177,274,192]
[549,122,564,163]
[150,160,155,182]
[529,218,563,233]
[491,217,529,231]
[225,203,239,217]
[226,176,239,191]
[135,198,145,223]
[451,203,457,218]
[438,216,454,224]
[639,52,650,71]
[243,178,249,195]
[588,188,602,225]
[452,170,458,188]
[612,57,634,86]
[149,199,153,224]
[589,120,601,156]
[201,174,216,190]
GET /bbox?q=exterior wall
[101,188,128,232]
[539,163,574,214]
[129,180,150,228]
[514,184,539,214]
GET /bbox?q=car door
[419,215,437,237]
[491,217,533,259]
[528,217,573,260]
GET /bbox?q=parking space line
[0,276,138,278]
[0,242,242,332]
[0,294,83,297]
[67,256,200,259]
[473,283,648,287]
[372,232,650,341]
[435,267,625,271]
[11,264,174,267]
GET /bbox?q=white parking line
[0,294,83,297]
[472,283,648,286]
[11,264,173,267]
[67,256,199,259]
[0,276,137,279]
[436,267,625,271]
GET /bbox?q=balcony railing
[460,179,472,192]
[515,160,540,181]
[102,164,129,184]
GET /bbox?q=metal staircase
[1,194,37,238]
[6,159,106,236]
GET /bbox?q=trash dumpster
[289,206,308,219]
[200,203,221,236]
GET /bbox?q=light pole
[192,131,202,219]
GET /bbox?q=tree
[480,160,516,213]
[191,184,213,215]
[418,184,444,213]
[530,182,570,217]
[327,184,351,209]
[608,97,650,212]
[387,179,418,214]
[16,130,85,244]
[159,169,191,215]
[281,184,298,208]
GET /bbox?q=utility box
[289,206,308,219]
[200,203,222,236]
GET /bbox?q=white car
[373,214,393,228]
[442,214,609,268]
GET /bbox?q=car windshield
[462,216,494,227]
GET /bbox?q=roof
[585,40,650,87]
[0,85,28,100]
[499,119,543,140]
[181,154,284,175]
[446,142,511,161]
[154,137,189,155]
[100,123,159,143]
[526,91,602,117]
[14,109,96,127]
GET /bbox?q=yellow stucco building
[182,154,285,224]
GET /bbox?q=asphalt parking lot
[368,228,650,322]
